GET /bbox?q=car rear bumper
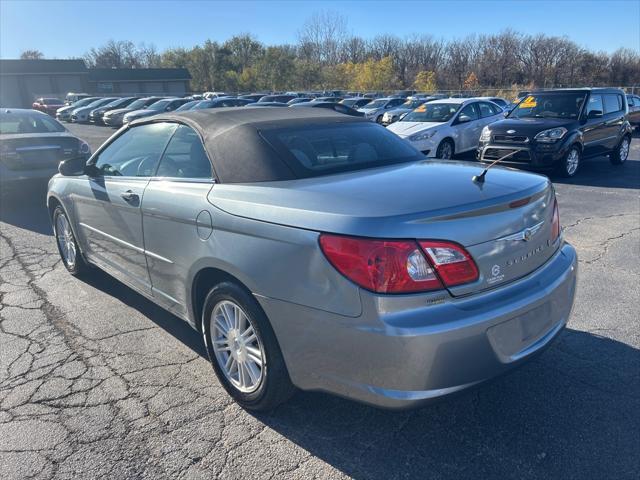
[258,242,577,409]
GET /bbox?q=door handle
[120,190,139,202]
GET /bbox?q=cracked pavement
[0,124,638,479]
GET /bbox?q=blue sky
[1,0,638,58]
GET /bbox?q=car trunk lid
[0,134,80,170]
[208,160,559,295]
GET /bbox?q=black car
[477,88,632,177]
[289,101,364,117]
[626,94,640,128]
[89,97,137,124]
[258,94,297,103]
[192,98,255,109]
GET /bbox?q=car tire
[52,205,89,275]
[557,145,581,177]
[201,281,295,411]
[436,139,454,160]
[610,135,631,165]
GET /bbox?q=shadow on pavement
[0,180,52,235]
[79,268,207,358]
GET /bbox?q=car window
[93,123,177,177]
[586,95,604,116]
[262,122,422,177]
[0,113,65,134]
[603,94,623,114]
[458,103,479,122]
[626,96,634,107]
[388,99,405,108]
[478,102,496,118]
[155,125,212,179]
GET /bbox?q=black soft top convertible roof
[131,107,366,183]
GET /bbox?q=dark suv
[477,88,632,177]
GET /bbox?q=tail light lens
[551,198,560,244]
[419,241,479,286]
[319,234,479,294]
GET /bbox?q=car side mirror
[58,156,89,176]
[587,109,603,119]
[457,114,472,123]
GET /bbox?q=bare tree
[20,49,44,59]
[297,10,347,65]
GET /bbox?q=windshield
[402,103,461,123]
[127,98,150,109]
[262,122,422,178]
[508,93,586,119]
[73,98,97,108]
[361,99,387,109]
[0,113,66,134]
[401,99,423,109]
[148,100,172,111]
[85,98,113,108]
[176,100,199,111]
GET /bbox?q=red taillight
[419,241,479,286]
[319,234,479,294]
[551,198,560,243]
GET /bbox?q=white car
[386,98,504,158]
[70,97,117,123]
[358,97,407,123]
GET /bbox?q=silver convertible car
[48,108,577,410]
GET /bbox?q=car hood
[490,117,578,136]
[208,160,551,247]
[72,106,93,115]
[387,121,442,136]
[57,105,75,114]
[385,107,412,116]
[126,109,156,117]
[104,107,132,117]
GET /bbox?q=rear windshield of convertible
[261,122,423,178]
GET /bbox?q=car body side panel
[140,179,364,324]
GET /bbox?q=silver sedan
[48,107,577,410]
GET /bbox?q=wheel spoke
[245,361,260,384]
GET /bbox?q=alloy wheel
[439,141,453,159]
[55,213,76,268]
[210,300,265,393]
[619,138,630,163]
[566,148,580,176]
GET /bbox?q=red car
[32,97,64,116]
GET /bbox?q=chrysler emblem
[507,129,516,134]
[496,221,544,242]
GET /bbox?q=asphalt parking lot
[1,123,639,480]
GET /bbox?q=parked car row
[381,87,632,177]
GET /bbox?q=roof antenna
[473,149,520,183]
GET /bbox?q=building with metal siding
[0,59,191,107]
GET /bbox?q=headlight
[480,126,491,142]
[409,129,438,141]
[534,127,567,143]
